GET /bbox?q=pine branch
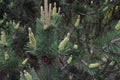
[102,38,120,55]
[110,38,120,44]
[46,30,50,52]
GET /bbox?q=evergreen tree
[0,0,120,80]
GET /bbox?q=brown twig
[102,38,120,55]
[110,38,120,44]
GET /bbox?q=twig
[46,30,50,52]
[81,59,88,66]
[110,38,120,44]
[102,38,120,55]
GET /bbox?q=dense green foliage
[0,0,120,80]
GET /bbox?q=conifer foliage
[0,0,120,80]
